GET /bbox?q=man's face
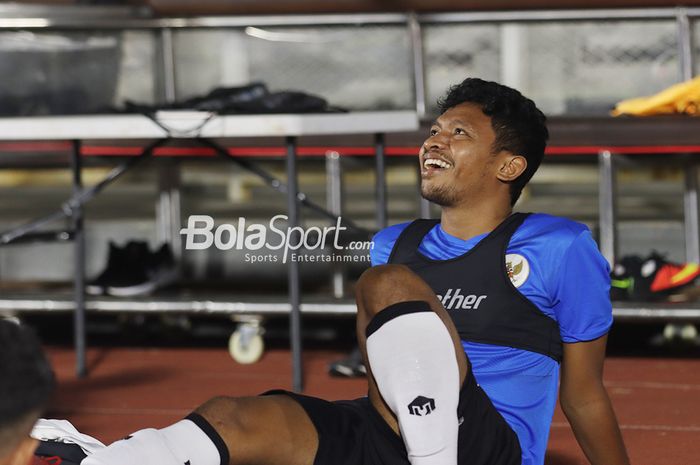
[419,102,503,207]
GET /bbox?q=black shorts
[265,369,521,465]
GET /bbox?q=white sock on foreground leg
[366,301,460,465]
[81,413,229,465]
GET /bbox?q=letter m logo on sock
[407,395,436,416]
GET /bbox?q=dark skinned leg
[190,264,465,464]
[195,395,318,465]
[354,264,469,434]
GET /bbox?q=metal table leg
[598,150,618,267]
[286,136,303,392]
[375,134,388,229]
[408,13,426,119]
[71,140,86,377]
[684,162,700,263]
[681,154,699,341]
[326,151,345,298]
[676,7,693,83]
[157,160,182,262]
[159,28,177,104]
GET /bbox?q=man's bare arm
[560,335,630,465]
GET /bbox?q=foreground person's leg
[355,264,468,465]
[83,394,318,465]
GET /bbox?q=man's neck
[439,202,512,241]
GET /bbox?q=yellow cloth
[611,75,700,116]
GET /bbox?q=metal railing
[1,7,699,118]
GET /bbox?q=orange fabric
[612,76,700,116]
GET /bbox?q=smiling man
[366,78,631,465]
[84,78,629,465]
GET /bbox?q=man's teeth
[424,158,452,169]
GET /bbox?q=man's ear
[496,154,527,182]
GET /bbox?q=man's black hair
[0,320,55,429]
[438,78,549,205]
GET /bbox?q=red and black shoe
[631,252,700,301]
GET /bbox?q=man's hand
[560,335,631,465]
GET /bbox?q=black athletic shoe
[105,242,177,297]
[86,241,125,296]
[610,255,643,301]
[328,348,367,377]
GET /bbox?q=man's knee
[356,264,415,300]
[195,395,318,465]
[195,396,248,439]
[355,264,435,318]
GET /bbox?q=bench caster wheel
[229,321,264,364]
[663,323,678,340]
[680,324,698,341]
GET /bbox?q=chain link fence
[174,25,414,111]
[0,13,696,117]
[0,30,159,116]
[422,23,501,113]
[422,20,680,116]
[114,31,159,107]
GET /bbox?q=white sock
[366,301,460,465]
[82,413,228,465]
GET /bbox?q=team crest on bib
[506,254,530,288]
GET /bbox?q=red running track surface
[45,346,700,465]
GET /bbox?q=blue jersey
[371,213,613,465]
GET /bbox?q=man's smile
[421,153,454,177]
